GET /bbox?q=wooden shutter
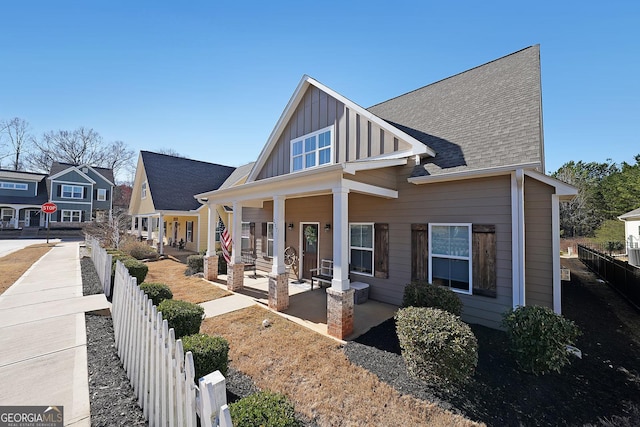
[106,190,110,201]
[249,222,256,256]
[411,224,428,282]
[94,189,97,199]
[56,185,61,197]
[374,223,389,279]
[472,224,497,297]
[83,187,87,198]
[261,222,268,257]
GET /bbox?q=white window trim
[267,222,274,258]
[141,181,147,199]
[186,221,194,243]
[349,222,375,277]
[428,223,473,295]
[1,208,15,220]
[97,188,107,201]
[241,221,251,251]
[62,185,84,199]
[61,210,82,223]
[290,125,334,173]
[0,181,28,190]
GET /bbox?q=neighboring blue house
[47,162,115,224]
[0,169,49,228]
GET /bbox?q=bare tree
[156,148,186,158]
[0,117,34,170]
[26,127,135,180]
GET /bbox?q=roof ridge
[367,45,539,109]
[141,150,235,169]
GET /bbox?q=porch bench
[241,250,257,278]
[310,259,333,290]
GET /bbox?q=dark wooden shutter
[249,222,256,256]
[83,187,87,198]
[411,224,428,282]
[374,223,389,279]
[472,224,497,297]
[106,190,110,201]
[261,222,268,257]
[56,185,61,197]
[94,189,98,199]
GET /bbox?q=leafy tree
[0,117,34,170]
[597,155,640,219]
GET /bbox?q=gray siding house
[0,169,49,228]
[196,46,576,339]
[47,163,115,224]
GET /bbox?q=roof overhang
[523,170,578,200]
[0,171,47,182]
[408,162,542,185]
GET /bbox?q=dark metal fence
[578,244,640,311]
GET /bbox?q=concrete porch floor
[214,270,398,341]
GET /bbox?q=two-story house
[0,169,49,228]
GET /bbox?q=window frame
[290,125,333,173]
[61,210,82,223]
[62,185,84,199]
[186,221,194,243]
[141,181,147,199]
[0,181,28,191]
[241,221,251,251]
[1,208,15,221]
[266,222,274,258]
[349,222,375,277]
[428,223,473,295]
[97,188,107,201]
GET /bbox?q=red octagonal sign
[41,202,57,214]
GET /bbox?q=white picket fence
[111,260,233,427]
[88,236,113,297]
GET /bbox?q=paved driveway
[0,238,61,258]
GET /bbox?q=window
[241,222,251,251]
[350,223,374,276]
[61,210,82,222]
[186,221,194,242]
[97,188,107,201]
[141,181,147,199]
[266,222,274,257]
[290,126,333,172]
[62,185,83,199]
[1,208,15,221]
[429,224,472,294]
[0,182,28,190]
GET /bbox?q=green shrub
[502,305,581,375]
[122,257,149,285]
[187,255,204,273]
[182,334,229,380]
[229,391,301,427]
[139,282,173,306]
[402,282,463,316]
[396,307,477,385]
[216,250,227,274]
[121,240,159,260]
[157,299,204,338]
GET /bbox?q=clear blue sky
[1,1,638,182]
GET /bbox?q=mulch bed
[346,258,640,426]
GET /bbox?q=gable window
[62,185,84,199]
[350,223,374,276]
[97,188,107,201]
[141,181,147,199]
[61,210,82,222]
[290,126,333,172]
[0,182,28,190]
[186,221,194,243]
[266,222,274,257]
[429,224,472,294]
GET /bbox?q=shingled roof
[367,45,543,177]
[49,162,115,184]
[0,169,49,205]
[141,151,235,211]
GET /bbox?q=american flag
[220,219,232,264]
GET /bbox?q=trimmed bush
[182,334,229,380]
[396,307,478,385]
[121,240,159,260]
[228,391,301,427]
[122,257,149,285]
[216,250,227,275]
[187,254,204,274]
[139,282,173,306]
[157,299,204,338]
[402,282,463,316]
[502,305,581,375]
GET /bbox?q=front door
[301,223,319,279]
[26,210,40,227]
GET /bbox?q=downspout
[511,169,526,308]
[552,194,561,314]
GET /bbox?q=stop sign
[42,202,57,214]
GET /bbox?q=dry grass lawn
[145,258,230,303]
[0,244,55,294]
[202,306,481,427]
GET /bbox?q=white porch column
[271,195,286,275]
[13,208,21,229]
[158,213,165,254]
[207,203,219,257]
[511,169,526,308]
[137,217,142,239]
[331,188,350,291]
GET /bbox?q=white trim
[343,158,408,175]
[552,194,561,314]
[428,223,473,295]
[141,181,148,199]
[409,162,542,185]
[48,166,96,184]
[247,75,436,182]
[349,222,375,277]
[0,181,28,190]
[55,201,92,205]
[523,169,577,198]
[61,209,82,223]
[511,170,526,308]
[266,222,275,258]
[289,125,334,173]
[97,188,107,201]
[61,184,85,199]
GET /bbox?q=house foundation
[227,263,245,291]
[268,272,289,311]
[204,255,219,281]
[326,288,355,339]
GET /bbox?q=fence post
[199,371,228,427]
[219,405,233,427]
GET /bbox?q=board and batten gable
[255,85,414,181]
[524,177,554,308]
[348,165,514,328]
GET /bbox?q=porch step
[19,227,40,238]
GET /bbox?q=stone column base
[326,287,355,339]
[204,255,219,281]
[268,272,290,311]
[227,263,245,291]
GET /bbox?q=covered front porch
[130,211,201,254]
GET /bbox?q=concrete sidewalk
[0,241,110,426]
